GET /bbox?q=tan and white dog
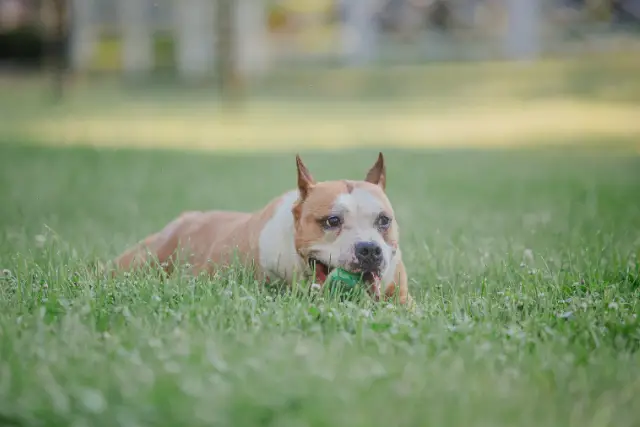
[112,153,412,304]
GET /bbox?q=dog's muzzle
[354,241,384,273]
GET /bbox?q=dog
[112,153,412,305]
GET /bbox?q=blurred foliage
[91,32,176,71]
[0,25,44,67]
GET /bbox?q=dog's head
[292,153,399,297]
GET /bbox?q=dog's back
[112,191,287,276]
[114,210,252,274]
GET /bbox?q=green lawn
[1,142,639,427]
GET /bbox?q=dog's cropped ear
[296,154,316,199]
[365,152,386,190]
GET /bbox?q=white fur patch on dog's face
[310,188,393,270]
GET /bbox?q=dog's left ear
[365,152,386,190]
[296,154,316,199]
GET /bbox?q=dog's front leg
[383,260,412,305]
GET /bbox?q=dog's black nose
[354,241,383,271]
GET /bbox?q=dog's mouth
[308,258,379,285]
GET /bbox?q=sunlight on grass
[21,99,640,151]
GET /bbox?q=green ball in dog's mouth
[325,268,362,290]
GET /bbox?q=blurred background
[0,0,639,151]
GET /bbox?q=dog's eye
[323,215,342,229]
[376,214,392,230]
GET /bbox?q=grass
[1,55,640,426]
[1,142,639,427]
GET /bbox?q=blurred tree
[505,0,541,60]
[175,0,214,82]
[341,0,378,64]
[68,0,96,71]
[585,0,612,22]
[216,0,240,104]
[119,0,152,78]
[236,0,268,79]
[427,0,453,32]
[50,0,68,101]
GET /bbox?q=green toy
[326,268,362,292]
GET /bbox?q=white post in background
[69,0,97,70]
[119,0,153,77]
[174,0,215,82]
[341,0,378,65]
[505,0,541,60]
[236,0,269,78]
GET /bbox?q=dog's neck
[257,190,305,282]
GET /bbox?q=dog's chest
[258,190,304,281]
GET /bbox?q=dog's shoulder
[257,189,303,281]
